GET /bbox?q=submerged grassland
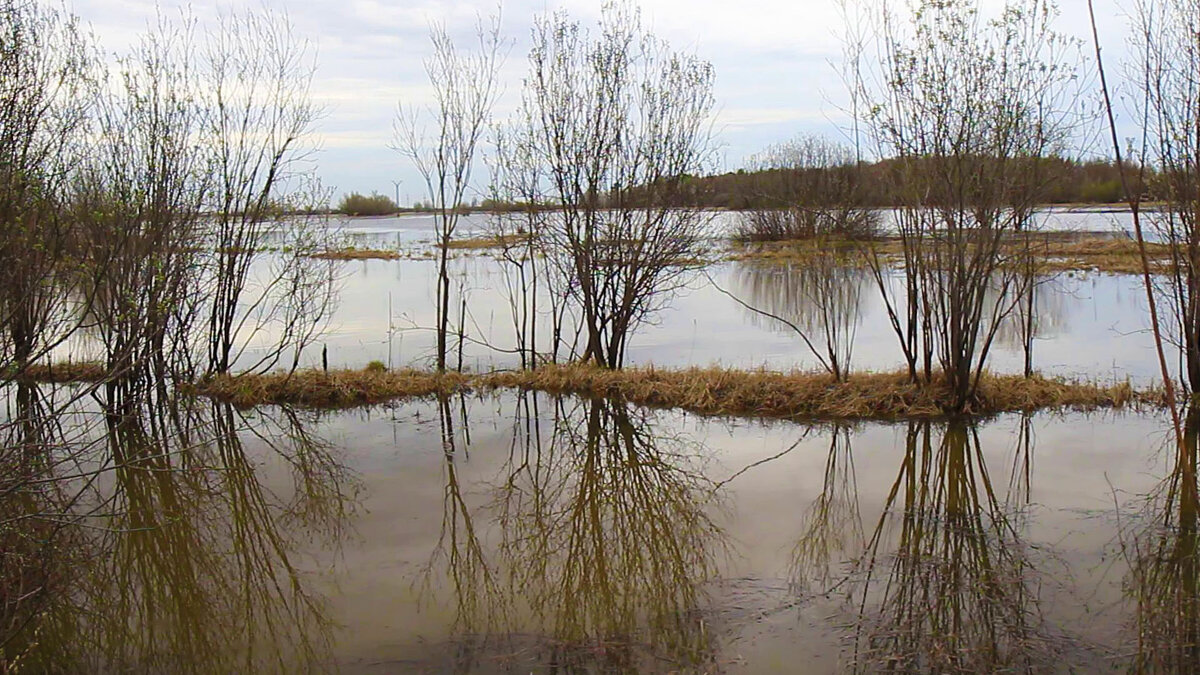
[191,363,1162,421]
[726,232,1174,275]
[315,231,1175,275]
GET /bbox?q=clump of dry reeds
[193,362,1163,420]
[307,248,401,261]
[194,367,471,408]
[11,362,109,383]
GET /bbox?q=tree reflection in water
[731,258,867,380]
[1123,406,1200,672]
[793,416,1079,672]
[790,423,864,594]
[422,392,726,673]
[0,381,358,673]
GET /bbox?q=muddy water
[310,395,1173,673]
[13,384,1180,673]
[12,206,1183,672]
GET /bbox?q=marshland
[6,0,1200,673]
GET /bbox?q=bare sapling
[517,2,717,369]
[394,15,504,372]
[202,7,337,377]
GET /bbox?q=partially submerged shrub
[733,207,880,242]
[336,192,398,216]
[734,135,878,242]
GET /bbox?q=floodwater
[6,207,1191,673]
[315,210,1157,383]
[51,209,1160,381]
[5,386,1186,673]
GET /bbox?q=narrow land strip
[308,233,1175,275]
[188,363,1163,421]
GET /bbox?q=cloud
[66,0,1136,195]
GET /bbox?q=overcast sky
[68,0,1135,206]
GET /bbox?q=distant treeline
[460,156,1137,213]
[667,156,1135,210]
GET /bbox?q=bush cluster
[337,192,398,216]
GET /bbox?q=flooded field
[54,210,1161,383]
[130,209,1140,379]
[6,209,1188,673]
[6,387,1184,672]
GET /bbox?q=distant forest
[669,157,1131,210]
[471,156,1134,213]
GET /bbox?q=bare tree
[1084,0,1184,443]
[202,8,336,377]
[852,0,1080,411]
[517,2,717,369]
[394,16,504,372]
[1129,0,1200,395]
[0,0,94,374]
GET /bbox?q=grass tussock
[195,367,471,408]
[196,363,1163,420]
[11,361,109,383]
[309,248,401,260]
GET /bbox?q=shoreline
[187,363,1163,422]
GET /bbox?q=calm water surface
[53,209,1158,382]
[8,384,1185,673]
[11,207,1187,672]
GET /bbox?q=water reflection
[792,418,1073,672]
[790,424,865,593]
[1,386,357,673]
[421,393,724,672]
[1125,407,1200,672]
[732,259,868,378]
[994,276,1072,372]
[0,381,94,665]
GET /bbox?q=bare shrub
[394,17,504,372]
[513,2,717,369]
[851,0,1081,411]
[735,135,879,243]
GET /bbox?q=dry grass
[726,238,875,265]
[446,233,533,250]
[193,367,471,408]
[9,362,109,383]
[195,363,1163,420]
[308,248,401,260]
[478,364,1159,420]
[1031,236,1172,275]
[726,233,1175,275]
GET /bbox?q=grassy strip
[446,233,531,250]
[309,248,401,260]
[10,362,109,383]
[194,363,1163,421]
[726,234,1174,275]
[190,368,471,408]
